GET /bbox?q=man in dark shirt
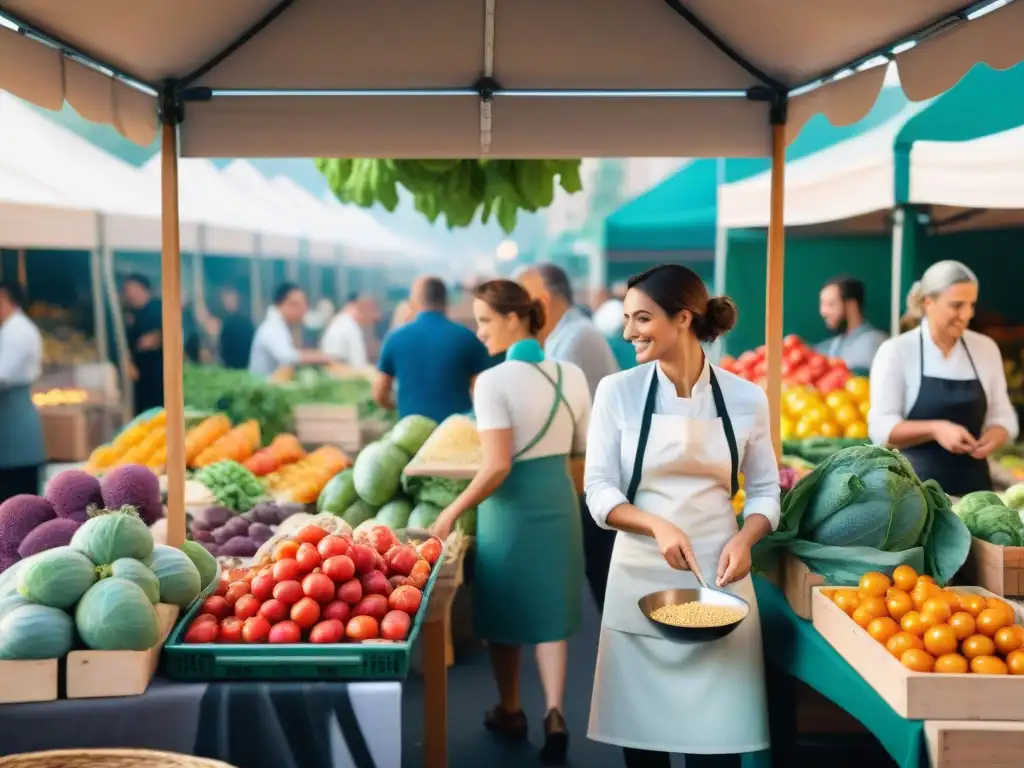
[122,274,163,416]
[374,276,495,423]
[217,288,255,370]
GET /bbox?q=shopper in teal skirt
[432,279,592,765]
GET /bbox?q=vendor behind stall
[0,281,44,500]
[817,276,887,374]
[248,283,329,377]
[122,274,163,416]
[869,261,1018,496]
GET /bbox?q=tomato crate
[162,547,444,682]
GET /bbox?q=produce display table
[0,678,401,768]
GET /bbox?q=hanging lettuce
[315,159,583,233]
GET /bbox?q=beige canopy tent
[3,2,1023,763]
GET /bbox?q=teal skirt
[473,453,584,645]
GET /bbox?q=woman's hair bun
[696,296,738,342]
[527,299,546,335]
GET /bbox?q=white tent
[717,101,931,232]
[141,157,301,258]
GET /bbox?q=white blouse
[473,359,592,461]
[868,319,1019,446]
[584,361,781,531]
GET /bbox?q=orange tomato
[867,617,900,645]
[948,612,977,642]
[918,575,937,585]
[820,588,837,601]
[933,653,969,674]
[901,611,927,637]
[892,565,918,592]
[1015,625,1024,645]
[858,572,892,599]
[833,589,861,616]
[923,624,958,657]
[976,608,1011,637]
[911,582,939,612]
[935,590,961,612]
[958,593,987,618]
[994,626,1023,655]
[920,598,952,624]
[961,634,996,660]
[970,655,1009,675]
[1006,649,1024,676]
[272,540,300,562]
[886,589,914,621]
[886,631,924,659]
[900,648,935,673]
[987,598,1017,624]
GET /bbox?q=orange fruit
[892,565,918,592]
[911,582,939,611]
[920,598,952,623]
[918,575,937,585]
[935,590,961,612]
[970,655,1009,675]
[886,631,924,659]
[886,590,914,621]
[858,572,892,599]
[1014,625,1024,645]
[901,648,935,673]
[820,588,837,601]
[901,611,927,637]
[1006,649,1024,675]
[858,401,870,418]
[833,589,861,616]
[948,612,977,642]
[819,421,841,438]
[833,403,860,429]
[958,593,987,618]
[976,608,1011,637]
[994,626,1023,655]
[923,624,958,657]
[933,653,969,674]
[867,617,900,645]
[987,598,1016,624]
[961,634,996,660]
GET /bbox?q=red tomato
[194,613,220,625]
[272,540,300,562]
[214,579,229,597]
[380,610,411,641]
[185,621,219,644]
[336,578,363,604]
[272,558,301,583]
[242,615,272,643]
[201,595,231,620]
[295,525,329,545]
[322,600,351,623]
[302,573,336,604]
[322,555,356,584]
[309,619,345,644]
[345,615,379,641]
[389,585,423,615]
[318,535,350,559]
[273,580,303,605]
[353,594,389,621]
[291,597,321,629]
[295,543,322,573]
[785,348,806,367]
[737,351,758,368]
[249,572,276,602]
[219,616,245,643]
[258,598,289,624]
[224,581,250,608]
[268,620,301,644]
[234,594,262,620]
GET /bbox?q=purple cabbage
[44,470,102,522]
[0,495,56,559]
[100,464,163,525]
[17,517,83,558]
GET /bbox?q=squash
[71,511,154,566]
[18,547,97,609]
[0,603,75,660]
[74,578,159,651]
[98,558,160,604]
[0,593,31,622]
[144,545,202,607]
[180,540,218,592]
[352,441,411,506]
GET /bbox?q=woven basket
[0,750,237,768]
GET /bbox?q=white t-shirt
[0,310,42,385]
[320,312,368,367]
[248,307,298,377]
[473,359,592,461]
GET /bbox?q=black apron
[901,332,991,496]
[627,366,740,503]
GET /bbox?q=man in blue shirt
[374,276,495,423]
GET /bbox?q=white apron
[588,366,770,755]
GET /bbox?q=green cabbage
[753,445,971,586]
[1004,483,1024,511]
[957,503,1024,546]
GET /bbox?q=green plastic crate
[163,548,444,682]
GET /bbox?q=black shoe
[539,708,569,765]
[484,705,528,741]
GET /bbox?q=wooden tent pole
[765,122,786,461]
[160,122,187,548]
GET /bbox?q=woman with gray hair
[869,260,1018,495]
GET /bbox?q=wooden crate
[811,586,1024,721]
[292,404,361,453]
[957,537,1024,599]
[925,720,1024,768]
[783,551,826,620]
[40,406,104,462]
[0,659,58,704]
[65,603,179,699]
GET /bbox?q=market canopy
[1,1,1023,157]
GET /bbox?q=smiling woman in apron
[583,265,781,768]
[431,279,591,765]
[868,261,1019,496]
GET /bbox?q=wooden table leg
[423,594,453,768]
